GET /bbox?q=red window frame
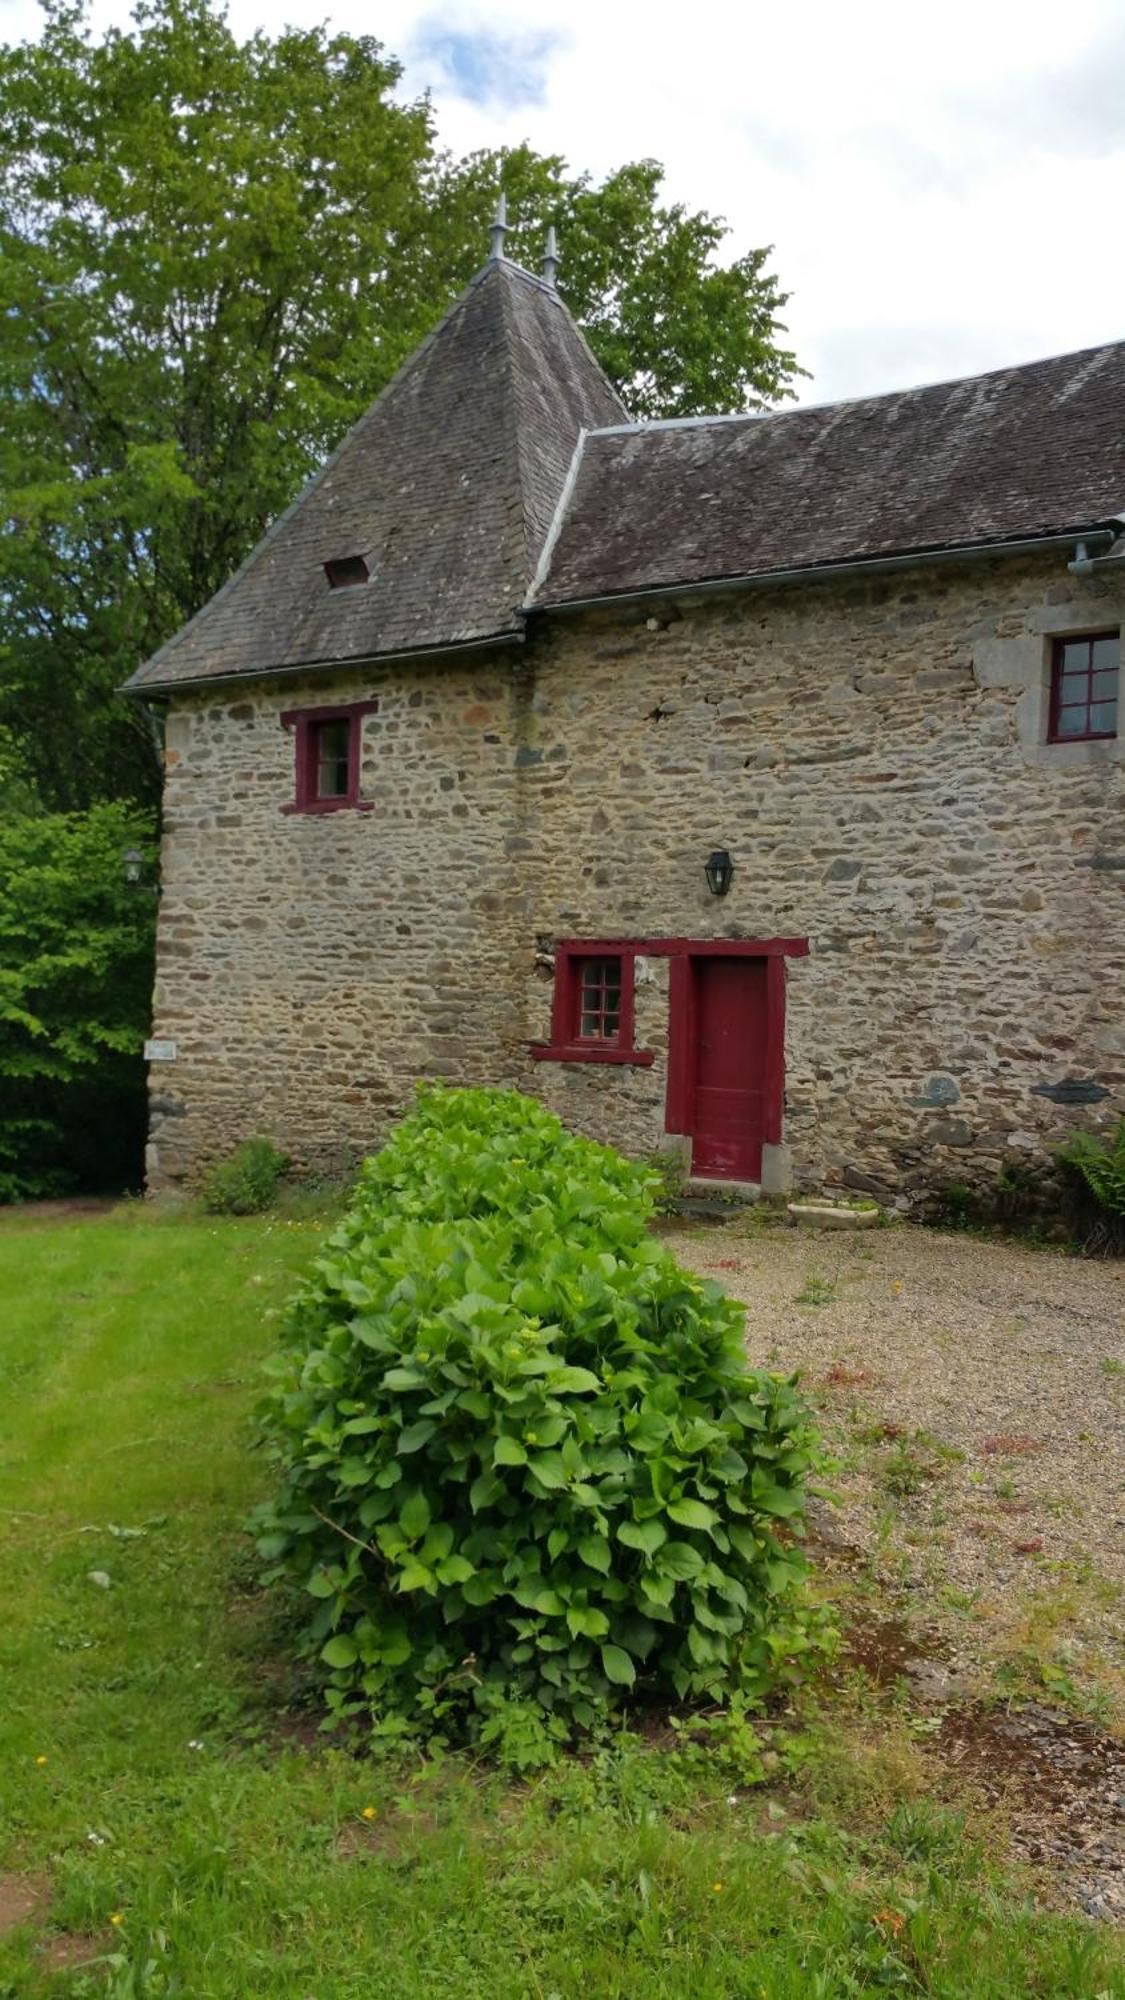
[1048,631,1119,744]
[532,943,652,1066]
[280,700,378,814]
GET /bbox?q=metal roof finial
[489,192,508,262]
[542,224,559,289]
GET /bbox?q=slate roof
[532,340,1125,609]
[126,258,627,691]
[128,280,1125,694]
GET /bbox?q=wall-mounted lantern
[122,847,145,887]
[704,848,734,897]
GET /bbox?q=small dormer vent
[324,555,369,589]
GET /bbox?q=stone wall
[147,549,1125,1199]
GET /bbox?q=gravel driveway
[668,1216,1125,1710]
[668,1215,1125,1918]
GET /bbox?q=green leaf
[549,1365,601,1394]
[321,1634,357,1669]
[398,1492,431,1542]
[493,1435,528,1466]
[667,1497,717,1530]
[657,1540,704,1579]
[527,1451,568,1490]
[577,1533,611,1574]
[567,1605,609,1639]
[617,1517,667,1556]
[600,1644,636,1686]
[435,1554,475,1585]
[383,1368,427,1390]
[397,1419,437,1453]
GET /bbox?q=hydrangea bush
[252,1086,825,1758]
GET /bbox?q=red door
[690,957,768,1180]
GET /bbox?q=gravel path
[669,1215,1125,1918]
[668,1217,1125,1702]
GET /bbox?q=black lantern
[122,847,144,888]
[704,848,734,897]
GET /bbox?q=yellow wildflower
[35,1755,48,1766]
[711,1881,723,1893]
[110,1912,124,1927]
[361,1805,377,1821]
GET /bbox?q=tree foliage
[0,0,799,814]
[0,802,156,1199]
[253,1087,825,1765]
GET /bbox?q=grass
[1,1204,1123,1998]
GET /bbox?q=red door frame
[663,940,807,1158]
[540,935,808,1162]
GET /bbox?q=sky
[4,0,1124,407]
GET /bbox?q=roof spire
[542,225,559,289]
[489,192,508,262]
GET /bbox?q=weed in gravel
[796,1274,837,1307]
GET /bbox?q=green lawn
[0,1203,1121,1998]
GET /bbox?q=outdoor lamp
[704,848,734,896]
[122,847,144,887]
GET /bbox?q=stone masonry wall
[147,550,1125,1200]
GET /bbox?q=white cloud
[9,0,1124,404]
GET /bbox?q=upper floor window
[1049,632,1119,743]
[280,700,378,814]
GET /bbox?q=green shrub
[202,1136,290,1215]
[0,803,156,1201]
[251,1085,825,1762]
[1057,1120,1125,1255]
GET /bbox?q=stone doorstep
[684,1176,761,1202]
[787,1200,880,1229]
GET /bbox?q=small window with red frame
[575,955,623,1043]
[1049,632,1119,743]
[280,700,377,814]
[531,944,651,1066]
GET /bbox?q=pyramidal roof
[127,257,627,692]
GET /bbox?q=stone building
[126,233,1125,1201]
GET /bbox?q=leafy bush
[202,1136,290,1215]
[0,803,156,1202]
[252,1086,825,1762]
[1057,1120,1125,1255]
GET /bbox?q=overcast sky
[5,0,1124,406]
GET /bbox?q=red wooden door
[690,957,768,1180]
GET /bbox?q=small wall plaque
[144,1038,178,1063]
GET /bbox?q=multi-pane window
[532,943,651,1067]
[1049,632,1119,743]
[577,956,623,1042]
[280,700,378,814]
[314,718,351,800]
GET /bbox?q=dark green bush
[0,803,156,1202]
[202,1136,290,1215]
[252,1086,825,1762]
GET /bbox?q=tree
[0,803,156,1199]
[0,0,800,816]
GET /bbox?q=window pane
[315,720,350,797]
[1093,670,1118,700]
[603,1013,620,1037]
[1059,639,1090,672]
[1060,672,1089,702]
[580,1012,601,1036]
[1089,702,1116,734]
[1092,635,1120,671]
[1055,706,1089,737]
